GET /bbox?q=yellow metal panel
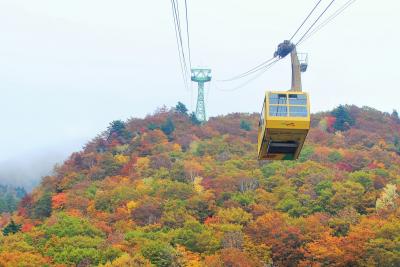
[258,90,311,160]
[267,117,310,130]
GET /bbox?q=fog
[0,139,87,189]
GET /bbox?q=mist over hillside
[0,142,87,190]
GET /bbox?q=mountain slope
[1,105,400,267]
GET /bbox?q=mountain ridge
[0,104,399,266]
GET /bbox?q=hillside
[1,104,400,267]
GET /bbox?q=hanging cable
[184,0,192,69]
[218,0,325,83]
[173,0,190,82]
[170,0,189,90]
[298,0,356,46]
[170,0,190,90]
[289,0,324,41]
[295,0,336,46]
[217,57,276,82]
[215,58,280,92]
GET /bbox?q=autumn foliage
[1,104,400,266]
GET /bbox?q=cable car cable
[184,0,192,68]
[289,0,324,41]
[217,57,276,82]
[215,58,280,92]
[218,0,327,83]
[173,0,190,81]
[171,0,189,90]
[170,0,190,90]
[218,0,326,83]
[295,0,336,46]
[297,0,356,46]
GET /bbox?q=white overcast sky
[0,0,399,177]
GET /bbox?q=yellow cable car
[258,41,310,160]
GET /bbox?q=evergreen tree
[394,136,400,154]
[15,186,27,199]
[161,118,175,136]
[175,102,188,115]
[240,120,252,131]
[2,219,21,236]
[0,198,6,213]
[5,193,17,212]
[34,192,52,219]
[392,109,400,123]
[107,120,132,143]
[189,112,201,125]
[331,105,354,131]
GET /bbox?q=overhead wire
[217,0,329,84]
[215,58,280,92]
[297,0,356,46]
[172,0,348,95]
[170,0,190,91]
[217,57,276,82]
[217,0,326,83]
[289,0,324,41]
[295,0,337,46]
[183,0,195,110]
[171,0,189,91]
[173,0,191,84]
[184,0,192,69]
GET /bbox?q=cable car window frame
[269,93,287,105]
[289,106,308,117]
[288,94,307,105]
[267,92,309,118]
[269,105,288,117]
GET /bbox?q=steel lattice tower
[191,68,211,122]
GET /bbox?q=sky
[1,0,399,185]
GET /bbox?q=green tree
[141,241,177,267]
[44,235,120,266]
[189,112,201,125]
[0,198,5,213]
[107,120,132,143]
[172,220,220,253]
[0,193,17,213]
[240,120,252,131]
[349,171,373,191]
[44,213,104,238]
[175,102,188,115]
[298,146,314,162]
[161,118,175,136]
[328,151,343,163]
[33,192,52,219]
[391,109,399,122]
[394,135,400,154]
[331,181,364,212]
[2,220,21,236]
[15,187,27,199]
[331,105,354,131]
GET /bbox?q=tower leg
[196,82,206,122]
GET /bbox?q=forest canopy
[1,104,399,266]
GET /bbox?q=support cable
[298,0,356,46]
[170,0,190,90]
[218,0,324,83]
[295,0,337,46]
[173,0,190,81]
[215,59,280,92]
[184,0,192,68]
[289,0,324,41]
[217,57,276,82]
